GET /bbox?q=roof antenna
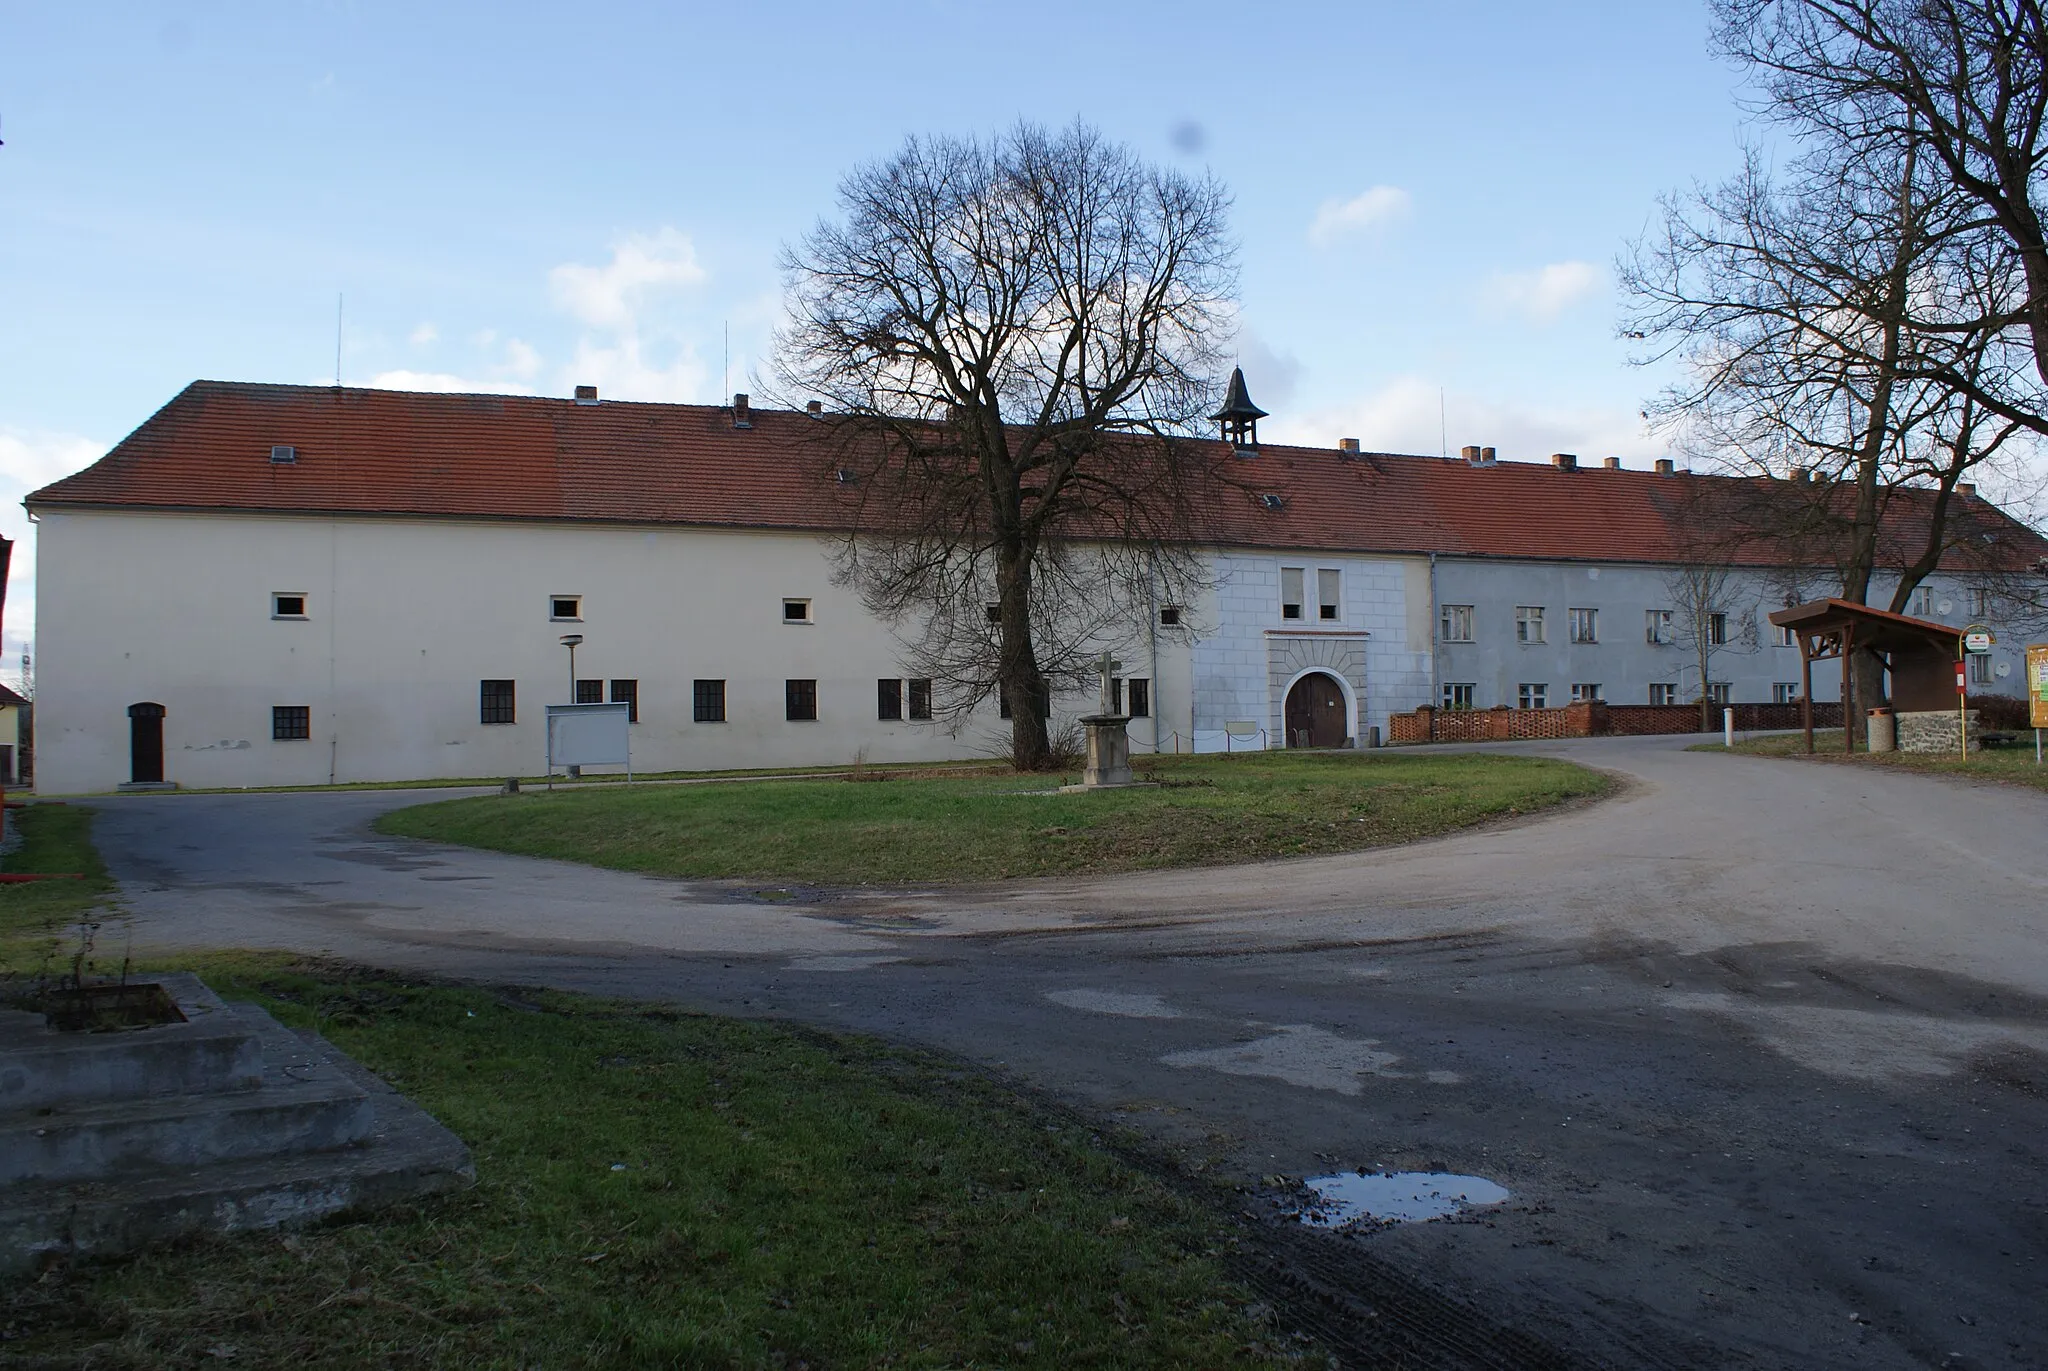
[334,293,344,387]
[1439,387,1447,460]
[723,320,729,407]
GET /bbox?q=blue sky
[0,1,1777,664]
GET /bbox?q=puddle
[1046,989,1183,1019]
[1299,1171,1510,1226]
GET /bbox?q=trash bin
[1867,707,1895,753]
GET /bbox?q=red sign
[1956,663,1968,695]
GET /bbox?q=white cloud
[503,339,542,380]
[563,336,708,404]
[409,321,438,346]
[363,370,536,396]
[1268,374,1657,465]
[549,228,707,331]
[1307,186,1412,247]
[1487,260,1603,324]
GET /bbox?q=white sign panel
[546,703,632,769]
[1964,631,1994,653]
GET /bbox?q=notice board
[546,702,632,770]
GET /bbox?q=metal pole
[568,643,577,702]
[1957,652,1967,762]
[1724,706,1734,748]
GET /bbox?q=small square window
[1571,683,1602,702]
[1705,681,1732,704]
[1441,682,1475,710]
[1773,682,1800,704]
[1969,653,1994,685]
[1128,678,1150,718]
[1569,608,1598,643]
[1515,606,1545,643]
[610,679,638,723]
[480,679,516,725]
[1518,682,1548,709]
[693,679,726,723]
[272,593,307,619]
[908,678,933,721]
[1158,606,1182,628]
[786,678,818,721]
[271,705,310,741]
[1441,605,1474,642]
[783,599,812,624]
[575,678,603,704]
[550,596,582,621]
[1649,683,1678,706]
[878,678,904,721]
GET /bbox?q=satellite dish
[1995,661,2011,678]
[1938,599,1954,614]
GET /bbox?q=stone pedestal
[1079,713,1134,788]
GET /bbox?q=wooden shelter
[1767,598,1962,754]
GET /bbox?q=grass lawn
[0,804,121,977]
[374,749,1611,885]
[2,959,1304,1370]
[1697,729,2048,794]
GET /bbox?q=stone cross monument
[1079,650,1134,788]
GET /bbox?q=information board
[546,702,632,771]
[2029,644,2048,729]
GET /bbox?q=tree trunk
[995,538,1053,771]
[1847,644,1888,749]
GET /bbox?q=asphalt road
[84,735,2048,1370]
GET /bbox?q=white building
[25,381,2044,793]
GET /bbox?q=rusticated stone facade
[1897,709,1981,754]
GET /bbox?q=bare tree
[774,122,1237,769]
[1660,561,1762,729]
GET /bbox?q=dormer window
[269,445,298,465]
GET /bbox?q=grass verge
[374,749,1611,885]
[2,959,1304,1369]
[0,804,120,978]
[1695,729,2048,794]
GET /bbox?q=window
[1158,605,1182,628]
[1515,606,1545,643]
[1571,683,1602,702]
[1968,586,1992,617]
[1440,605,1475,642]
[1518,683,1548,710]
[480,679,516,725]
[271,705,310,741]
[271,593,307,619]
[985,604,1003,625]
[1707,612,1728,646]
[1281,567,1304,620]
[908,678,933,721]
[1568,608,1598,643]
[693,679,726,723]
[1646,610,1673,645]
[1912,586,1933,616]
[1705,682,1732,705]
[1773,682,1800,704]
[782,599,812,624]
[1649,683,1678,705]
[1317,569,1341,621]
[786,678,818,721]
[575,679,604,704]
[1110,677,1126,714]
[1969,653,1994,685]
[610,679,638,723]
[550,595,582,621]
[1127,678,1150,718]
[1442,682,1475,710]
[878,678,904,721]
[1777,624,1798,647]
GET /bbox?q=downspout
[1427,551,1440,719]
[1144,552,1161,755]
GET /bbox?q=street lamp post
[559,633,584,701]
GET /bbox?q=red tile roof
[27,381,2048,572]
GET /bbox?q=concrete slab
[0,975,263,1113]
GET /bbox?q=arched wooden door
[1283,673,1347,749]
[128,702,166,784]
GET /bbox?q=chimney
[1791,466,1811,484]
[1957,481,1976,497]
[1603,457,1621,469]
[573,384,598,406]
[1460,445,1482,463]
[806,400,823,419]
[732,393,752,429]
[1338,437,1361,455]
[1654,458,1676,475]
[1551,453,1578,471]
[1480,446,1497,464]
